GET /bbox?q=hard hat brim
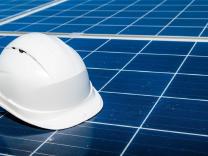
[0,86,103,130]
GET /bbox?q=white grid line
[47,0,116,32]
[13,0,92,32]
[155,0,197,36]
[81,0,143,33]
[30,131,57,156]
[116,0,168,34]
[0,0,68,26]
[120,14,208,156]
[81,0,143,60]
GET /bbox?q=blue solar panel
[0,35,208,155]
[0,0,51,20]
[1,0,208,155]
[0,0,207,37]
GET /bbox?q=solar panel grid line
[141,127,208,138]
[98,40,152,92]
[115,0,168,34]
[37,139,116,155]
[0,153,14,156]
[87,62,208,77]
[7,115,208,155]
[0,147,30,156]
[85,120,138,129]
[5,22,208,29]
[163,95,208,103]
[29,131,57,156]
[0,0,50,22]
[0,0,28,11]
[13,0,93,32]
[48,0,116,32]
[0,0,64,26]
[0,39,207,155]
[155,0,196,36]
[82,40,112,59]
[13,9,208,13]
[0,0,29,12]
[28,39,125,155]
[81,0,145,33]
[100,89,208,106]
[120,21,208,156]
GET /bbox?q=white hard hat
[0,33,103,130]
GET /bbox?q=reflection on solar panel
[0,0,208,155]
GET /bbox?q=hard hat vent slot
[18,49,26,54]
[9,46,49,75]
[10,47,27,54]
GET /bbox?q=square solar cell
[134,18,172,26]
[170,19,207,27]
[103,71,172,95]
[159,27,203,36]
[69,17,104,25]
[191,42,208,56]
[97,5,126,11]
[97,40,148,53]
[146,11,179,18]
[93,92,157,126]
[85,25,125,34]
[84,10,117,17]
[51,24,90,33]
[165,74,208,100]
[67,38,107,51]
[142,41,194,55]
[88,69,117,90]
[77,50,90,58]
[125,54,184,72]
[0,23,28,31]
[100,18,136,26]
[39,17,73,24]
[72,4,101,10]
[154,5,186,11]
[125,129,208,156]
[187,5,208,11]
[201,28,208,37]
[14,16,45,23]
[114,11,147,18]
[179,12,208,18]
[125,5,155,11]
[21,24,59,32]
[37,123,135,155]
[120,26,162,35]
[84,52,133,69]
[0,114,53,155]
[144,98,208,134]
[57,10,87,17]
[179,56,208,75]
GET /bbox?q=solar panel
[0,0,208,155]
[0,0,208,37]
[0,0,51,21]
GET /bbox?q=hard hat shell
[0,33,103,130]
